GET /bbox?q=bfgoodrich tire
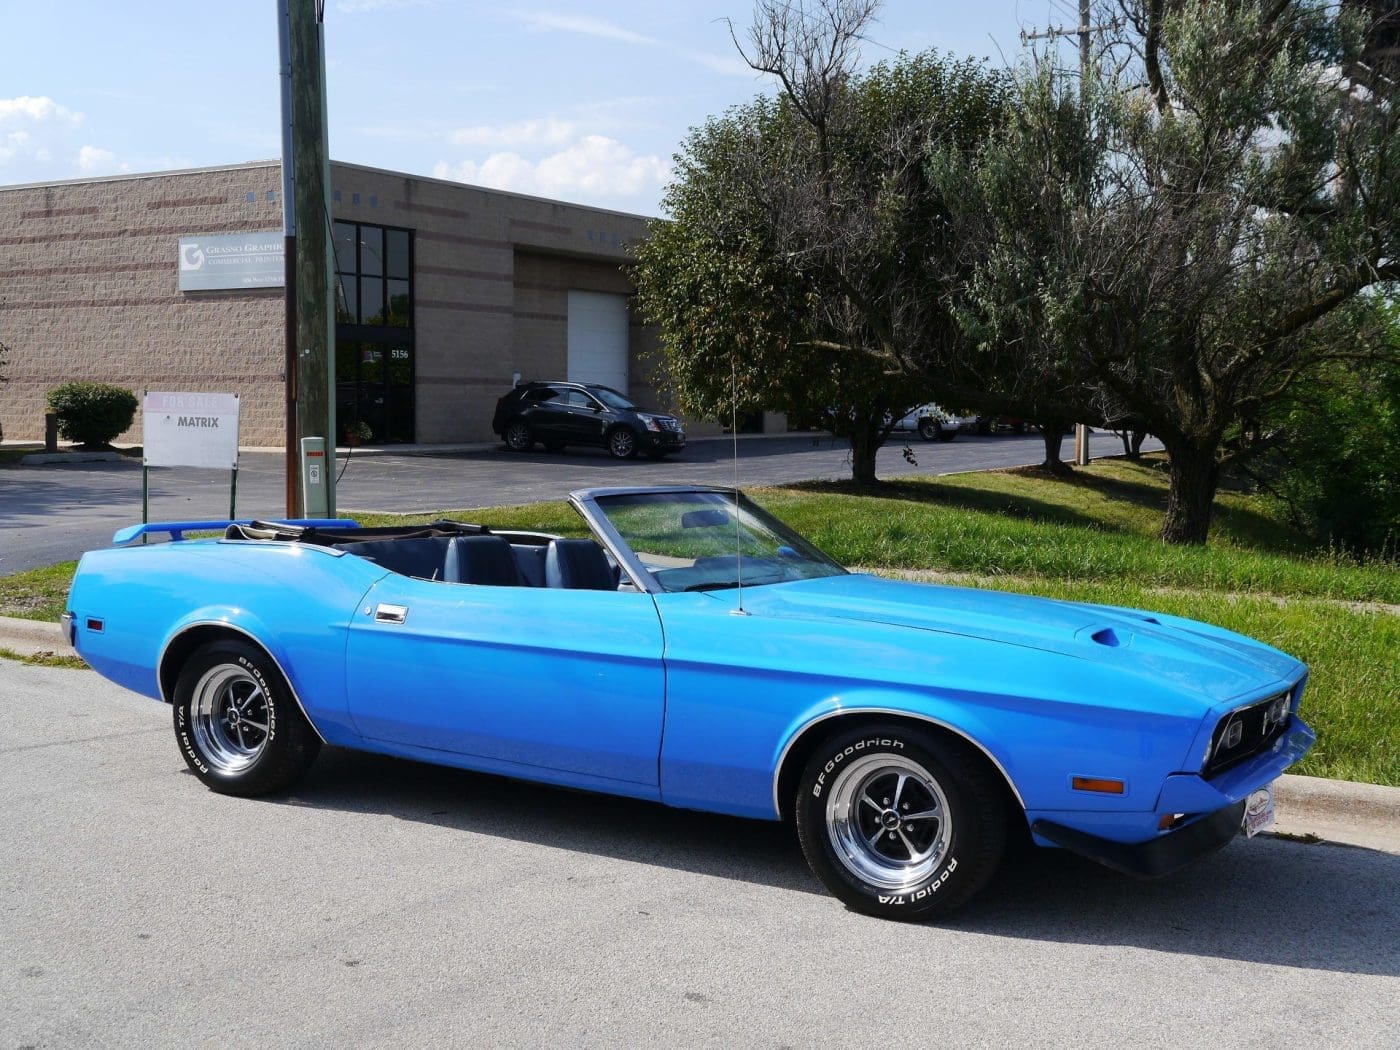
[795,724,1006,920]
[172,640,321,797]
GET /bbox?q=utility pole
[278,0,336,517]
[1023,1,1109,468]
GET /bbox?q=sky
[1,0,1084,217]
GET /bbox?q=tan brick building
[0,160,703,447]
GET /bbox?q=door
[556,388,607,446]
[567,291,629,391]
[344,576,666,785]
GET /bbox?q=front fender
[768,688,1026,818]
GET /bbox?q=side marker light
[1071,776,1125,794]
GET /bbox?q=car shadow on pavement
[273,747,1399,978]
[278,746,818,894]
[940,836,1399,977]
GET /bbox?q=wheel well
[158,625,268,703]
[774,713,1026,831]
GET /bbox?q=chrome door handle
[374,603,408,625]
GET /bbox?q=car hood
[726,574,1302,705]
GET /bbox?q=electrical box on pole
[300,437,329,517]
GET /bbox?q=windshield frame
[570,486,846,595]
[588,386,640,411]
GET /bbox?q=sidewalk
[0,611,1393,855]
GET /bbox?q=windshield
[590,387,639,411]
[593,490,846,593]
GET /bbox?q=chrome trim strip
[156,621,328,744]
[770,707,1027,818]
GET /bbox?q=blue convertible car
[65,486,1313,920]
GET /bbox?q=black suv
[492,381,686,459]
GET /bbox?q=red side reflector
[1071,776,1125,795]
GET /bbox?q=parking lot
[1,660,1396,1048]
[0,430,1156,574]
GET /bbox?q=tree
[1245,299,1400,553]
[936,0,1400,542]
[633,1,1007,483]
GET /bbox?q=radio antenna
[731,353,747,616]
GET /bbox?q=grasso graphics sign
[143,392,240,469]
[178,233,284,291]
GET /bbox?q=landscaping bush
[45,382,138,449]
[1253,359,1400,558]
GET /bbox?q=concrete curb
[0,614,69,656]
[0,611,1391,850]
[19,451,124,465]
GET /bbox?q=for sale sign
[143,392,240,469]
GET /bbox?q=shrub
[46,382,139,449]
[1251,359,1399,557]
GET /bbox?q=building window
[334,221,414,443]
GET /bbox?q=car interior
[221,520,622,590]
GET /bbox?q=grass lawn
[3,455,1394,784]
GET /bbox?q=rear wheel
[917,419,941,442]
[504,421,533,452]
[795,724,1006,920]
[172,640,320,797]
[607,427,638,459]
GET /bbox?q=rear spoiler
[111,519,359,546]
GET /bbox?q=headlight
[640,414,662,432]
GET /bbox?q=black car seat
[445,535,522,586]
[544,539,618,591]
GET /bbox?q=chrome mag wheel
[189,664,271,775]
[825,753,953,890]
[608,428,636,458]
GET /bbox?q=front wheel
[172,640,321,797]
[606,427,638,459]
[795,724,1006,920]
[504,421,533,452]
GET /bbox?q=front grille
[1204,691,1292,778]
[658,417,682,433]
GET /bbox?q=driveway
[1,660,1395,1048]
[0,430,1158,574]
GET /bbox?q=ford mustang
[63,486,1314,920]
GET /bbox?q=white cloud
[502,12,756,78]
[0,95,82,125]
[507,12,658,47]
[684,50,756,78]
[448,117,577,149]
[336,0,430,13]
[432,134,668,202]
[76,145,129,175]
[0,95,93,175]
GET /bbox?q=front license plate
[1243,787,1275,838]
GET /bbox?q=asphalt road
[2,661,1395,1048]
[0,430,1156,574]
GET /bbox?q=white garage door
[567,290,629,393]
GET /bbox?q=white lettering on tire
[811,737,902,798]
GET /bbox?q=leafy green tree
[935,0,1400,542]
[634,2,1006,483]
